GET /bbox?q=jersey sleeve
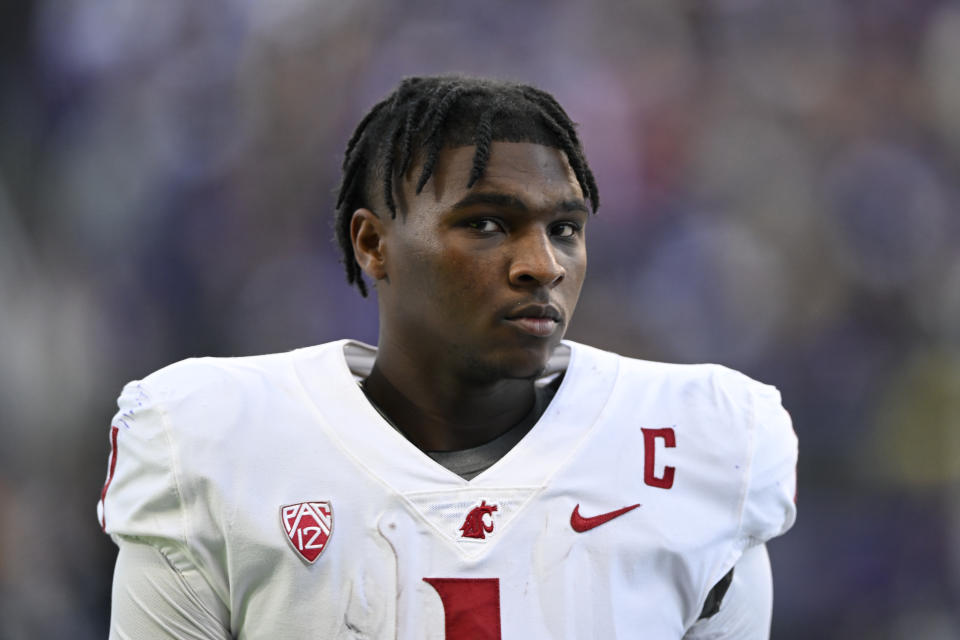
[97,377,231,635]
[97,379,184,545]
[739,380,798,546]
[685,369,796,632]
[683,544,774,640]
[110,539,231,640]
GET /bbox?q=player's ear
[351,208,389,281]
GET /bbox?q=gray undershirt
[425,378,561,480]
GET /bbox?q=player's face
[377,141,588,381]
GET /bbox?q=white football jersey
[98,340,797,639]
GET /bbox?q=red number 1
[423,578,502,639]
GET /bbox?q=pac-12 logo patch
[459,500,498,539]
[281,501,332,563]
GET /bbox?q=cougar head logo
[459,500,498,539]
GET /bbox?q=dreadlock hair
[334,75,600,296]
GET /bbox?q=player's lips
[504,304,562,337]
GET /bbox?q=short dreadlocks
[334,75,600,296]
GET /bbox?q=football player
[98,75,797,638]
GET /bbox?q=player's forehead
[409,142,585,214]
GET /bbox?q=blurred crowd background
[1,0,959,638]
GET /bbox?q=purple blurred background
[2,1,959,638]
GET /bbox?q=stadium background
[1,1,959,637]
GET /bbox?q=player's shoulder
[569,340,777,408]
[135,341,337,401]
[567,340,794,462]
[116,341,345,434]
[567,342,798,544]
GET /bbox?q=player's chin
[491,341,558,380]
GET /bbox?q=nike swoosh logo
[570,503,641,532]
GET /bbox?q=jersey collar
[291,339,620,493]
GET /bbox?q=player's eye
[466,218,503,233]
[551,222,581,238]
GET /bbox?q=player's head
[337,75,599,380]
[334,75,599,297]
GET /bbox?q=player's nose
[508,230,565,288]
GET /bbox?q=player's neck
[362,357,537,452]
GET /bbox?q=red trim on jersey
[99,425,120,531]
